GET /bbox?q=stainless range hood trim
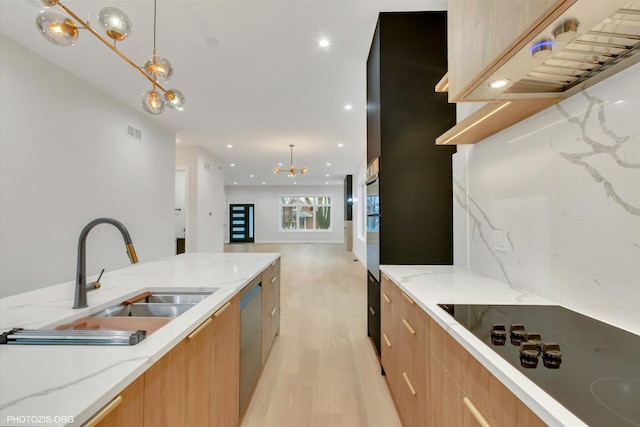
[463,0,640,102]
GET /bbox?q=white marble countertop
[379,264,640,427]
[0,252,279,427]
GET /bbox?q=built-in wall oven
[366,159,382,358]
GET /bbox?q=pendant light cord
[153,0,157,51]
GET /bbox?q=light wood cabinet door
[210,295,240,427]
[447,0,561,101]
[261,259,281,365]
[89,375,144,427]
[429,354,476,427]
[144,315,214,427]
[143,339,189,427]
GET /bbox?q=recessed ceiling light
[262,182,266,185]
[488,78,510,89]
[325,182,329,184]
[226,144,232,148]
[338,143,344,147]
[326,174,330,177]
[294,182,297,185]
[233,182,237,185]
[278,163,283,167]
[326,163,331,166]
[319,39,330,48]
[344,104,353,111]
[249,175,254,178]
[230,163,235,167]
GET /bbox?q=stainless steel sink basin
[91,303,195,318]
[146,291,214,304]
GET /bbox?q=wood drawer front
[430,313,545,427]
[381,274,429,345]
[263,258,280,284]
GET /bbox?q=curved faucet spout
[73,218,138,309]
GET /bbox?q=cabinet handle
[270,274,277,283]
[188,318,212,339]
[463,397,493,427]
[271,260,277,266]
[402,318,416,335]
[214,301,231,317]
[382,292,391,303]
[383,333,391,347]
[402,372,417,396]
[369,306,376,315]
[270,307,277,316]
[401,292,415,304]
[84,395,123,427]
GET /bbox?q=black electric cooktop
[438,304,640,427]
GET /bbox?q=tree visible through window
[280,196,332,231]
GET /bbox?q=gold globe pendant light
[274,145,307,177]
[30,0,185,115]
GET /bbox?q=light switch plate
[494,229,510,253]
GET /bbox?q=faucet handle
[86,269,105,292]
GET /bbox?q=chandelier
[274,145,307,177]
[31,0,185,115]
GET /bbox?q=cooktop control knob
[541,342,562,368]
[491,324,507,345]
[525,332,543,348]
[542,342,562,359]
[519,341,540,359]
[510,324,526,345]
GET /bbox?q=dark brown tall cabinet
[366,12,456,359]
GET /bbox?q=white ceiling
[0,0,446,185]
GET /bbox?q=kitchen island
[0,252,279,426]
[379,265,640,427]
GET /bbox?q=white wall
[225,185,344,243]
[0,35,175,297]
[453,62,640,333]
[175,145,225,252]
[351,158,368,265]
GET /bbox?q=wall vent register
[439,304,640,427]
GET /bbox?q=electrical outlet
[494,230,510,252]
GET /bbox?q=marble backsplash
[453,62,640,333]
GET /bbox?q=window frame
[279,195,333,232]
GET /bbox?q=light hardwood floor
[224,243,402,427]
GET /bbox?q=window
[280,196,332,231]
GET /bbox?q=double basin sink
[90,291,216,318]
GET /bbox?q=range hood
[465,0,640,101]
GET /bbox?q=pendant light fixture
[30,0,185,115]
[274,145,307,177]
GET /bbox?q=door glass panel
[248,206,254,238]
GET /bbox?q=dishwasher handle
[240,283,261,310]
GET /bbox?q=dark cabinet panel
[367,272,381,358]
[344,174,353,221]
[366,11,456,364]
[366,26,381,165]
[367,11,455,267]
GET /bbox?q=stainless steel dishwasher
[239,275,262,414]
